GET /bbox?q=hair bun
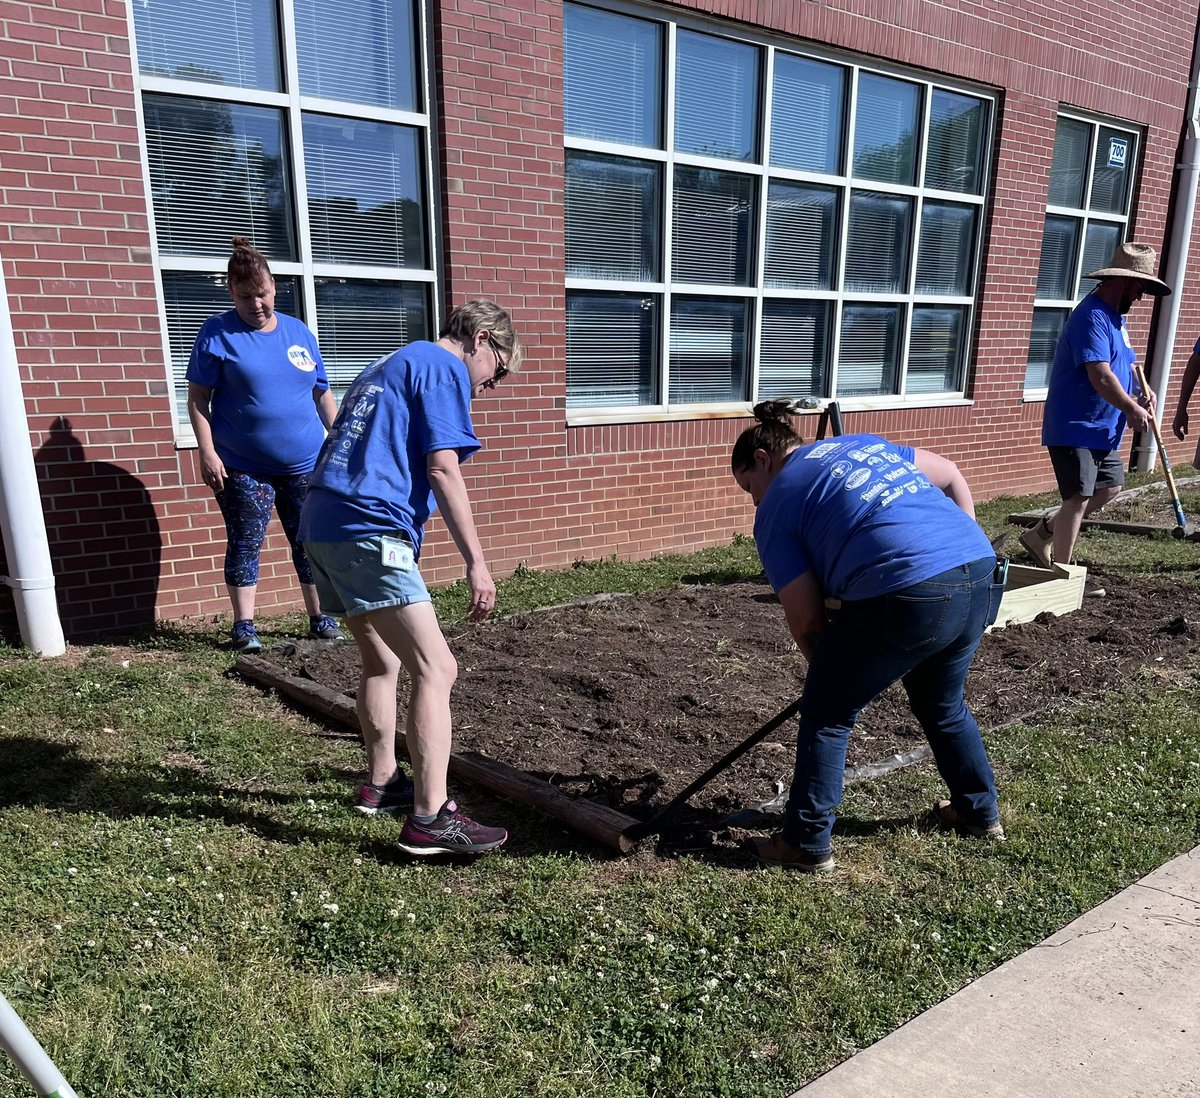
[752,398,795,425]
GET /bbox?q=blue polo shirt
[186,310,329,476]
[298,341,479,556]
[1042,293,1137,450]
[753,434,992,601]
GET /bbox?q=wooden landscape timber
[234,654,641,853]
[1008,508,1178,539]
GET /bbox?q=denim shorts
[302,535,430,618]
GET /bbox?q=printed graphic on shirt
[811,438,932,508]
[288,344,318,372]
[324,382,383,471]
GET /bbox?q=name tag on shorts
[380,536,414,571]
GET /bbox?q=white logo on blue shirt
[288,345,317,372]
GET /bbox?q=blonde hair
[439,300,522,373]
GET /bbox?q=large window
[130,0,434,421]
[563,3,993,413]
[1024,114,1139,391]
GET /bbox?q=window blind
[1024,308,1067,389]
[907,305,965,393]
[1048,118,1090,208]
[565,153,660,280]
[564,4,662,147]
[852,73,919,185]
[845,191,912,293]
[769,54,845,174]
[916,201,975,295]
[1089,127,1135,215]
[1036,215,1080,299]
[294,0,418,111]
[672,168,755,285]
[314,279,429,392]
[668,297,749,403]
[302,114,426,268]
[132,0,280,90]
[1077,221,1122,298]
[675,30,759,162]
[144,95,295,260]
[758,300,829,399]
[925,91,986,194]
[764,182,837,289]
[837,304,900,395]
[565,292,658,407]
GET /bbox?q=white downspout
[1138,17,1200,471]
[0,252,66,656]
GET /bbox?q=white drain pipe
[0,252,66,656]
[1138,19,1200,472]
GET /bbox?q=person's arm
[1085,360,1152,434]
[314,387,338,430]
[776,571,825,661]
[911,448,975,518]
[1173,352,1200,441]
[426,448,495,622]
[186,382,227,492]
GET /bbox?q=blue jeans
[784,556,1000,854]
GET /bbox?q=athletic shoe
[1019,517,1054,569]
[1084,582,1107,598]
[931,799,1006,841]
[309,614,344,641]
[230,619,262,653]
[749,833,836,873]
[396,800,508,855]
[354,772,415,816]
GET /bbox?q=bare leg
[228,584,256,621]
[301,584,322,617]
[1052,486,1121,565]
[346,604,457,816]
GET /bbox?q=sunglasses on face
[485,335,510,387]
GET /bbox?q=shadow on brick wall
[33,417,162,639]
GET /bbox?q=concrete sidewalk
[795,846,1200,1097]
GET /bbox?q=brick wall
[2,0,1199,639]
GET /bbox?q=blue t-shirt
[1042,293,1137,450]
[297,341,480,555]
[753,434,992,601]
[186,311,329,476]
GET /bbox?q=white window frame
[1023,109,1142,400]
[125,0,442,443]
[563,0,995,426]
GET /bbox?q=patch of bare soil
[265,565,1200,827]
[1083,477,1200,527]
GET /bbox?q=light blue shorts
[303,535,431,618]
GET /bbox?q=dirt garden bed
[260,564,1200,834]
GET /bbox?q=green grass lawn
[2,474,1199,1098]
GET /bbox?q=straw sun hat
[1085,242,1172,296]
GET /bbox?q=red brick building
[2,0,1199,638]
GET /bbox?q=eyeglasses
[485,335,510,388]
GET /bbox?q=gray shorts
[1047,446,1125,499]
[303,534,431,618]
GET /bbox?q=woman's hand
[466,561,496,622]
[200,451,227,493]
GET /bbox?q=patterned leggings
[215,469,314,588]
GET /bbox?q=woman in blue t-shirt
[186,238,341,652]
[731,400,1004,872]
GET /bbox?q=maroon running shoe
[354,772,415,816]
[396,800,508,855]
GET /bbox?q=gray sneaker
[1019,518,1054,568]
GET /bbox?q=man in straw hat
[1022,242,1170,582]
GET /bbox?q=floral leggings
[214,469,314,588]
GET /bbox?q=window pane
[314,279,430,391]
[1078,221,1123,298]
[853,73,919,185]
[675,31,759,161]
[303,115,427,268]
[770,53,845,174]
[916,201,976,295]
[564,4,662,147]
[165,272,301,418]
[672,168,755,285]
[669,297,749,403]
[565,153,660,280]
[1090,127,1135,214]
[845,191,912,293]
[566,291,658,407]
[926,90,987,194]
[1036,215,1080,299]
[758,300,829,399]
[837,304,901,396]
[764,181,838,289]
[908,305,966,393]
[144,95,294,260]
[1024,307,1067,389]
[1048,118,1090,208]
[295,0,418,111]
[132,0,280,90]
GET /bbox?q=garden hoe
[1133,363,1200,541]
